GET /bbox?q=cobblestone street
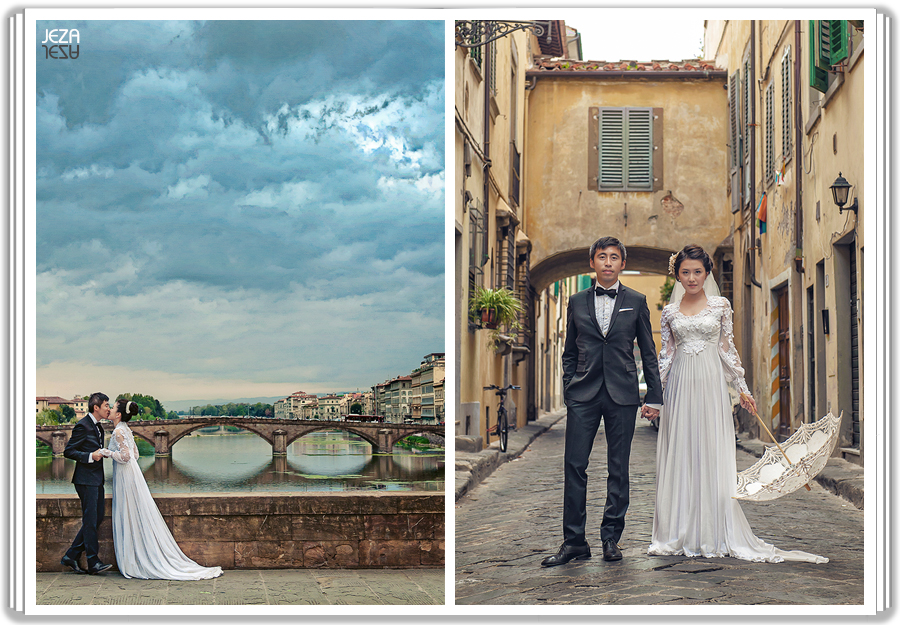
[455,412,864,605]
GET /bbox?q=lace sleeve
[658,306,675,391]
[106,428,133,464]
[717,298,751,396]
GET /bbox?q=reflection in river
[37,430,444,494]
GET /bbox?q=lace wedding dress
[648,296,827,563]
[105,423,223,579]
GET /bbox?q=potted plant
[469,286,524,349]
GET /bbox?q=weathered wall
[37,492,444,571]
[709,20,865,462]
[523,76,732,280]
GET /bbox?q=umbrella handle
[740,393,812,492]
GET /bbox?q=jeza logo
[41,29,80,59]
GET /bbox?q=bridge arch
[38,419,443,457]
[285,425,380,451]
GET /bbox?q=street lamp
[829,172,859,214]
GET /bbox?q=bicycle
[483,384,520,452]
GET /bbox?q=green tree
[350,403,363,415]
[658,276,676,310]
[60,404,77,422]
[36,409,63,426]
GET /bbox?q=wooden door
[777,288,791,439]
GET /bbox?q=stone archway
[530,245,675,294]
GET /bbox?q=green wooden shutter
[809,21,829,93]
[598,107,653,191]
[781,51,792,158]
[598,108,625,188]
[815,21,833,70]
[578,275,592,292]
[765,83,774,184]
[828,20,849,64]
[626,109,653,189]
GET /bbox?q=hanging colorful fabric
[757,192,767,234]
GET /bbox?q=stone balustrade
[37,492,444,571]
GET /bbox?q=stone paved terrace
[36,568,445,605]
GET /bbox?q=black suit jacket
[562,284,663,406]
[64,415,105,486]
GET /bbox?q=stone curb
[454,409,567,501]
[736,435,864,510]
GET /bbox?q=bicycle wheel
[498,408,509,452]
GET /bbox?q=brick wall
[37,492,444,570]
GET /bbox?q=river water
[36,429,444,494]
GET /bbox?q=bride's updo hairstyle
[673,244,713,277]
[116,399,141,422]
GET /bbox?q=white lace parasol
[735,412,841,501]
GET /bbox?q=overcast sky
[36,20,445,404]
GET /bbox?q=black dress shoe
[60,555,85,574]
[540,543,591,567]
[86,562,112,575]
[602,539,623,561]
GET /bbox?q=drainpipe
[483,47,493,291]
[750,20,762,289]
[794,21,804,272]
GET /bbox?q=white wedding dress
[648,296,827,563]
[105,423,223,579]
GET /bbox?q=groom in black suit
[61,392,113,574]
[542,237,663,566]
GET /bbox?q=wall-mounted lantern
[829,172,859,214]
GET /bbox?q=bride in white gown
[647,245,827,564]
[101,399,223,580]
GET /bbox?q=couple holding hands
[542,237,826,567]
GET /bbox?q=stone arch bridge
[37,417,444,457]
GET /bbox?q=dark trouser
[563,383,637,547]
[66,483,105,567]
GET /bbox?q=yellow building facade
[705,19,865,464]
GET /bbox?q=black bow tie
[595,286,617,299]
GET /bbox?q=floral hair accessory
[668,253,677,275]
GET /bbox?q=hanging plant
[469,286,524,349]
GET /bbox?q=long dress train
[106,422,223,579]
[647,296,827,563]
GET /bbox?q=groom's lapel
[586,288,602,335]
[607,285,627,334]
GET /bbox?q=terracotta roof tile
[532,58,721,73]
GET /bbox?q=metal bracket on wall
[455,20,548,49]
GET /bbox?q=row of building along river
[37,427,444,494]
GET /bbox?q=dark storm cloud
[36,19,445,397]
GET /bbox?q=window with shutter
[597,107,654,192]
[742,56,752,205]
[765,82,774,185]
[729,71,740,171]
[810,20,848,94]
[781,48,792,159]
[489,40,497,94]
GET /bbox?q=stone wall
[37,492,444,571]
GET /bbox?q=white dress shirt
[593,280,620,336]
[86,412,101,462]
